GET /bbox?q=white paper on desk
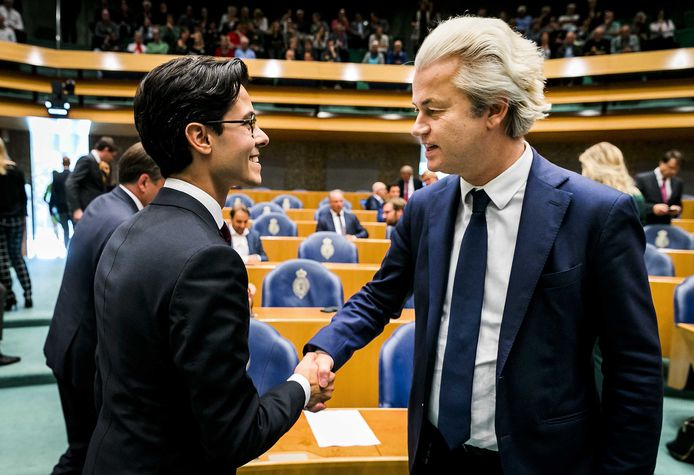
[304,410,381,447]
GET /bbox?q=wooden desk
[667,323,694,390]
[681,200,694,220]
[672,219,694,234]
[295,221,386,239]
[261,237,390,264]
[254,308,414,408]
[286,209,378,222]
[240,409,408,474]
[649,276,685,358]
[660,249,694,277]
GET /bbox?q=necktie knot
[470,189,491,214]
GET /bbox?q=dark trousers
[414,421,503,474]
[51,376,97,475]
[0,282,5,340]
[0,216,32,301]
[58,212,71,249]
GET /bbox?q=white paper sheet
[304,409,382,448]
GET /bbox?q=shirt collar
[459,141,533,210]
[230,226,249,237]
[118,184,144,211]
[330,209,344,217]
[654,167,665,183]
[91,149,101,163]
[163,177,224,228]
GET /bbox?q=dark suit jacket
[49,169,71,214]
[84,188,305,475]
[65,154,106,214]
[364,195,384,222]
[246,229,268,261]
[307,151,662,474]
[44,186,139,388]
[397,177,423,199]
[635,170,684,225]
[315,208,368,238]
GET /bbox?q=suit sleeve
[315,216,328,232]
[169,246,305,468]
[592,193,663,473]
[305,193,417,370]
[66,157,90,213]
[256,235,268,262]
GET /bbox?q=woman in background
[579,141,647,224]
[0,138,32,310]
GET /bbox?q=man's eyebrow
[412,98,440,107]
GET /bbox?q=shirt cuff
[287,374,311,407]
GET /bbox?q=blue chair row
[643,225,693,250]
[225,193,305,210]
[247,319,299,396]
[262,259,344,308]
[644,243,675,276]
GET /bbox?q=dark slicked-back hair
[118,142,162,184]
[134,56,249,177]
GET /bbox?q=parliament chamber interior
[0,0,693,473]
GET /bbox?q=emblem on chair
[262,205,271,215]
[655,230,670,248]
[268,218,280,236]
[233,197,241,207]
[320,238,335,260]
[282,198,291,210]
[292,268,310,299]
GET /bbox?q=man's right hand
[294,352,335,412]
[72,209,83,222]
[653,204,670,216]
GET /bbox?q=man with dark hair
[65,136,119,222]
[383,197,406,239]
[636,149,684,225]
[229,204,267,264]
[44,142,163,475]
[85,56,332,474]
[49,156,72,249]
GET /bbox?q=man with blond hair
[303,16,662,473]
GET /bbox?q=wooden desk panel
[286,209,377,221]
[682,200,694,220]
[672,219,694,234]
[667,323,694,390]
[296,221,386,239]
[660,249,694,277]
[240,409,408,474]
[649,277,685,358]
[260,237,390,264]
[254,308,414,408]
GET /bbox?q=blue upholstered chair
[360,198,368,209]
[644,243,675,276]
[249,202,285,219]
[298,232,358,263]
[247,319,299,395]
[272,194,303,210]
[404,293,415,309]
[318,197,352,210]
[262,259,343,307]
[643,225,693,250]
[674,276,694,325]
[252,213,297,237]
[224,193,254,208]
[379,322,415,408]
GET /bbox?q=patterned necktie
[660,179,668,203]
[437,189,491,449]
[220,223,232,246]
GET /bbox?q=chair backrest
[272,194,304,210]
[643,243,675,276]
[319,197,352,210]
[643,225,693,250]
[379,322,415,408]
[404,293,415,309]
[262,258,343,307]
[252,212,297,237]
[360,198,368,209]
[249,202,285,219]
[298,231,358,263]
[674,276,694,325]
[225,193,254,208]
[247,319,299,395]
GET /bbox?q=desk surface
[240,409,408,474]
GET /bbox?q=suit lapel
[152,188,220,236]
[111,186,139,213]
[496,153,572,377]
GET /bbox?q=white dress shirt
[163,178,311,406]
[119,185,144,211]
[330,209,347,235]
[91,149,102,164]
[404,176,415,200]
[653,167,672,200]
[0,6,23,31]
[428,143,533,450]
[230,226,261,264]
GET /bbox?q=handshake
[293,351,336,412]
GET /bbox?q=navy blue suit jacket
[65,154,107,213]
[44,186,139,387]
[84,188,304,474]
[246,229,268,261]
[315,208,369,238]
[364,195,385,222]
[307,150,662,474]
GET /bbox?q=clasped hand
[293,351,335,412]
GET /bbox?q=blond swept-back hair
[579,142,641,195]
[0,137,16,176]
[414,16,549,138]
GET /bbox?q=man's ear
[184,122,212,156]
[486,98,510,130]
[136,173,150,193]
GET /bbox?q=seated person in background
[215,34,235,57]
[229,205,267,264]
[145,27,169,54]
[556,31,582,58]
[635,149,684,225]
[421,170,438,186]
[127,30,147,53]
[383,197,405,239]
[235,35,256,59]
[611,24,640,53]
[386,40,408,65]
[583,26,611,56]
[316,189,368,240]
[362,40,385,64]
[364,181,387,222]
[397,165,423,201]
[387,183,401,200]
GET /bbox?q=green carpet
[0,326,54,388]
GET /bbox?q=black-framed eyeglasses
[203,114,256,137]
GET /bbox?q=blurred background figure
[49,156,72,249]
[421,170,439,186]
[0,281,20,365]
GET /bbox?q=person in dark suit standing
[49,156,72,249]
[397,165,423,201]
[635,149,684,225]
[364,181,387,222]
[84,56,332,475]
[65,136,118,223]
[316,190,369,239]
[303,16,662,474]
[44,143,163,475]
[229,204,268,264]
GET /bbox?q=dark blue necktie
[438,189,491,449]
